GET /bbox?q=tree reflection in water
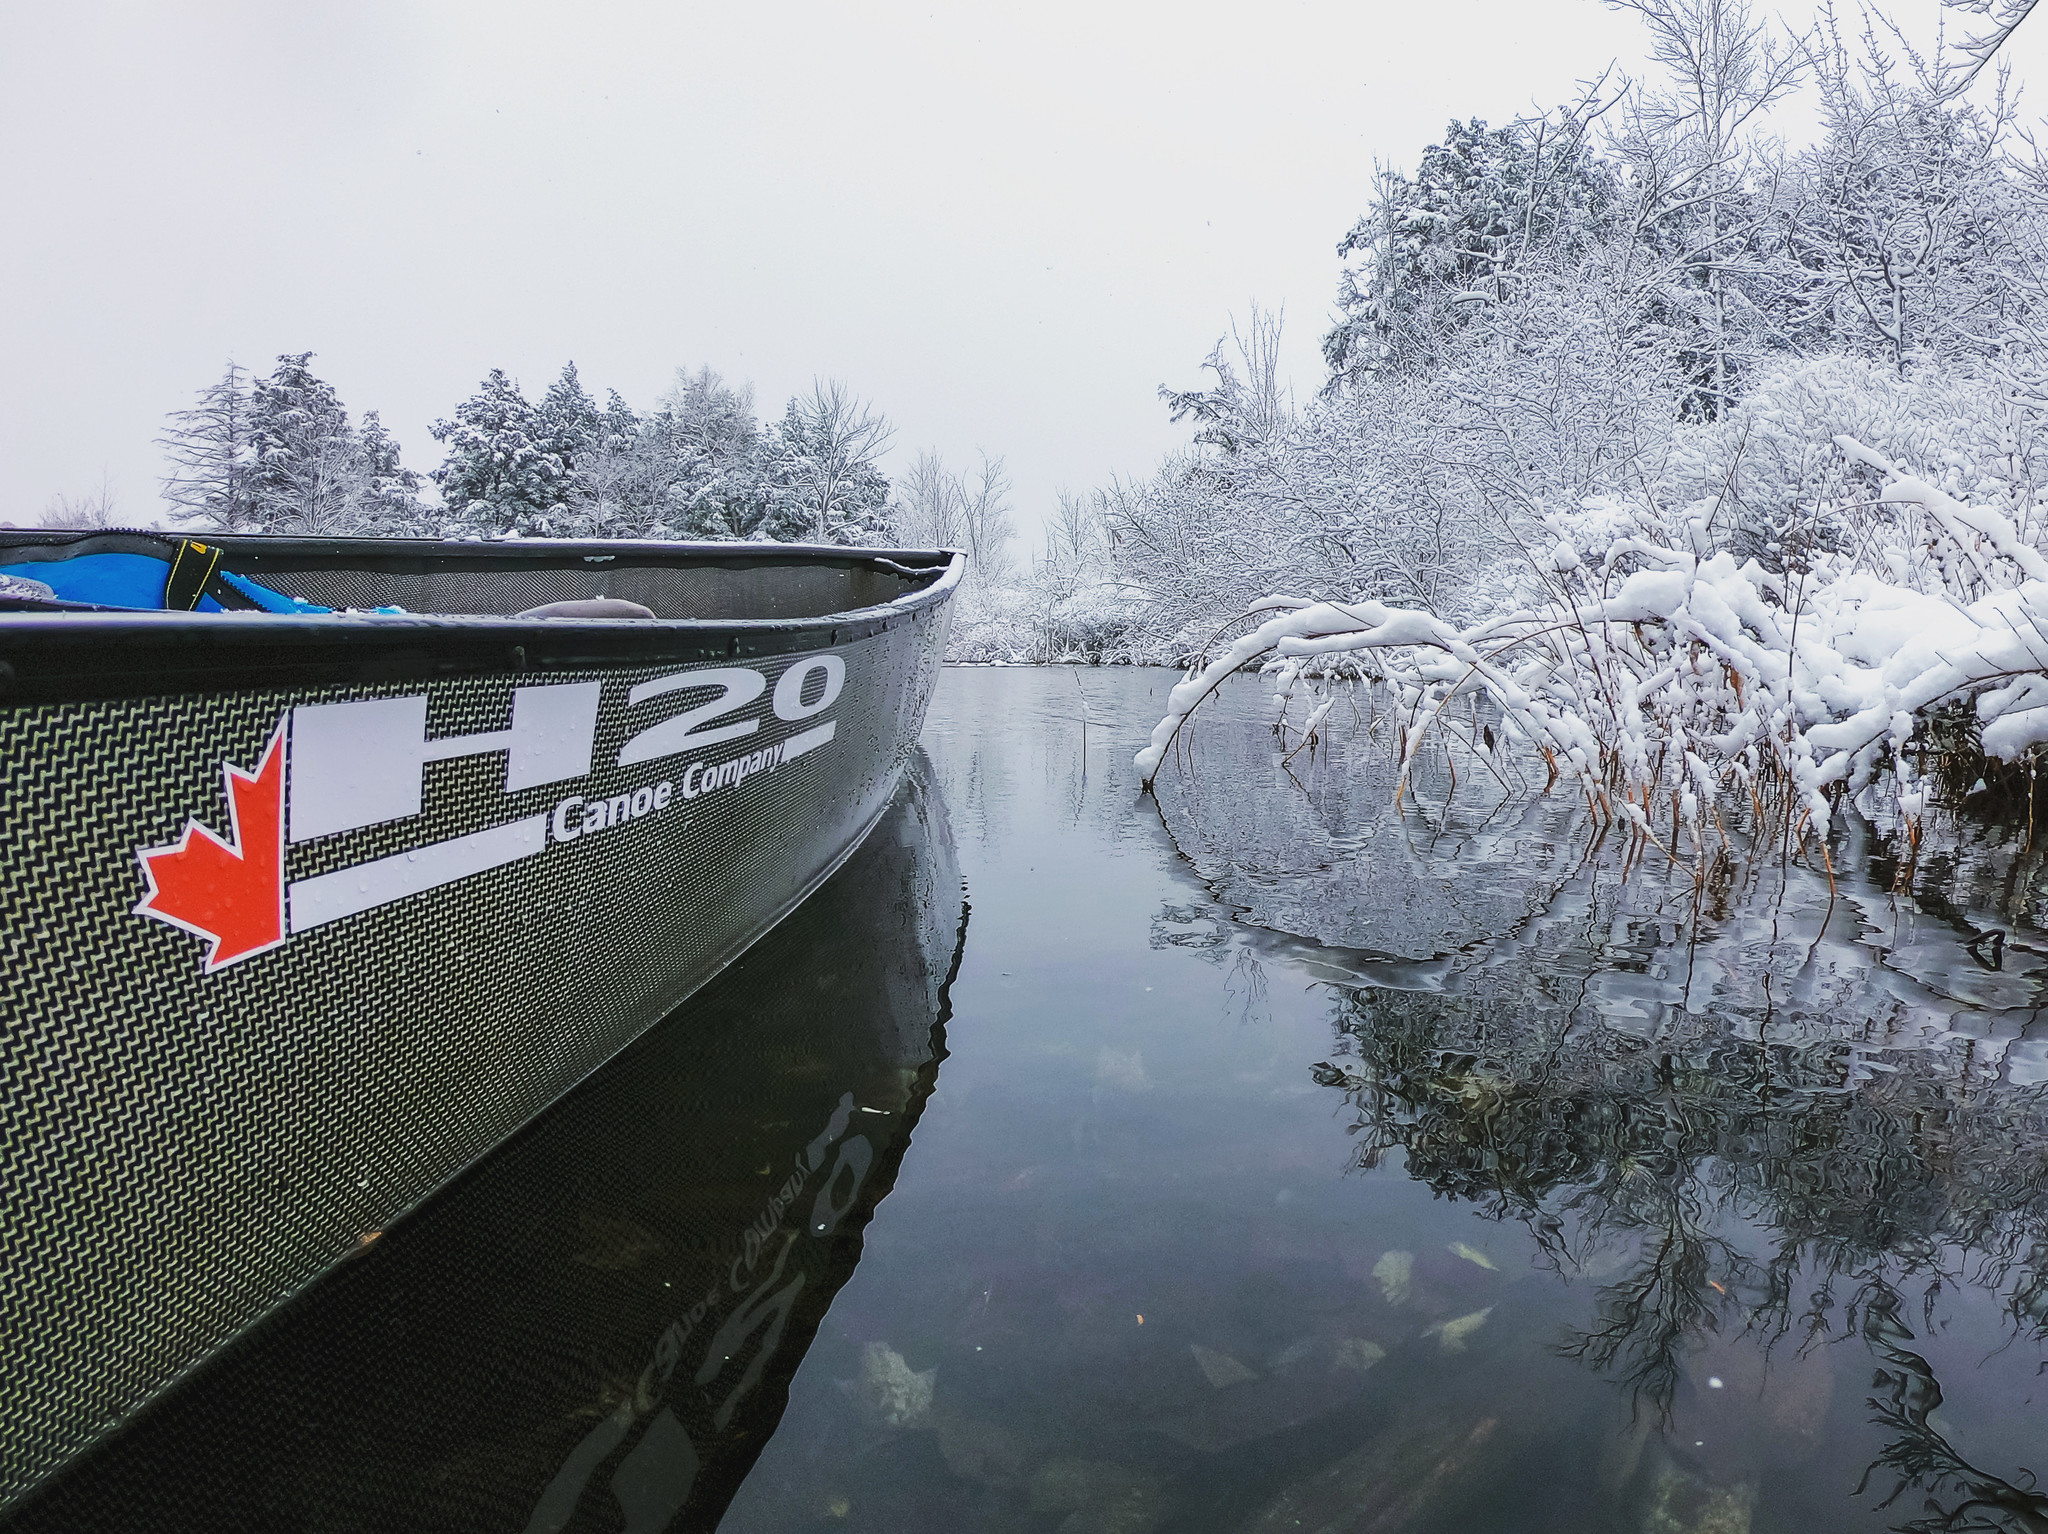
[1859,1292,2048,1534]
[1312,974,2048,1532]
[1146,673,2048,1530]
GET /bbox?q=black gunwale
[0,537,965,706]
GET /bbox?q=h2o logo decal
[618,654,842,766]
[134,654,847,972]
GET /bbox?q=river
[13,667,2048,1534]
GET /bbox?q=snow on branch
[1137,436,2048,860]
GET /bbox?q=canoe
[0,530,962,1509]
[7,749,964,1534]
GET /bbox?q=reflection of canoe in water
[10,752,964,1534]
[0,532,962,1510]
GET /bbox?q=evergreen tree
[429,370,563,534]
[163,356,427,534]
[352,410,423,530]
[246,353,359,533]
[762,381,895,544]
[646,367,777,540]
[537,362,603,483]
[160,362,256,529]
[599,389,639,453]
[425,363,903,545]
[1324,112,1619,384]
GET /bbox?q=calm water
[13,667,2048,1533]
[724,669,2048,1534]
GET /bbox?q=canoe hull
[0,544,956,1506]
[7,750,964,1534]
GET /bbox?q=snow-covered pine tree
[245,353,361,534]
[160,362,256,529]
[762,381,894,544]
[538,364,601,477]
[430,370,562,535]
[423,364,906,544]
[352,410,424,531]
[600,389,639,452]
[646,367,777,540]
[1323,108,1619,386]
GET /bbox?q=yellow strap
[164,540,224,610]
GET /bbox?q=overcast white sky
[0,0,2025,543]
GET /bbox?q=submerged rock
[858,1342,935,1428]
[934,1409,1031,1486]
[1372,1250,1414,1306]
[1242,1413,1500,1533]
[1448,1242,1498,1271]
[1604,1422,1759,1534]
[1152,1339,1383,1452]
[1410,1248,1500,1311]
[1028,1458,1166,1534]
[1424,1306,1493,1351]
[1331,1337,1387,1373]
[1595,1326,1839,1503]
[1269,1337,1319,1370]
[1270,1335,1386,1376]
[1190,1343,1258,1388]
[1639,1460,1755,1534]
[1061,1505,1165,1534]
[1682,1330,1835,1468]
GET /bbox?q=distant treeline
[147,356,906,546]
[102,350,1048,652]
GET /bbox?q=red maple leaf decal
[135,721,288,971]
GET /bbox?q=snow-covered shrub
[1112,1,2048,855]
[1137,434,2048,867]
[946,592,1127,665]
[943,514,1148,664]
[1649,356,2048,580]
[1104,312,1540,661]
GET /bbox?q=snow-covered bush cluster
[1137,439,2048,856]
[938,489,1150,663]
[1119,0,2048,849]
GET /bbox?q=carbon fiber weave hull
[0,535,961,1509]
